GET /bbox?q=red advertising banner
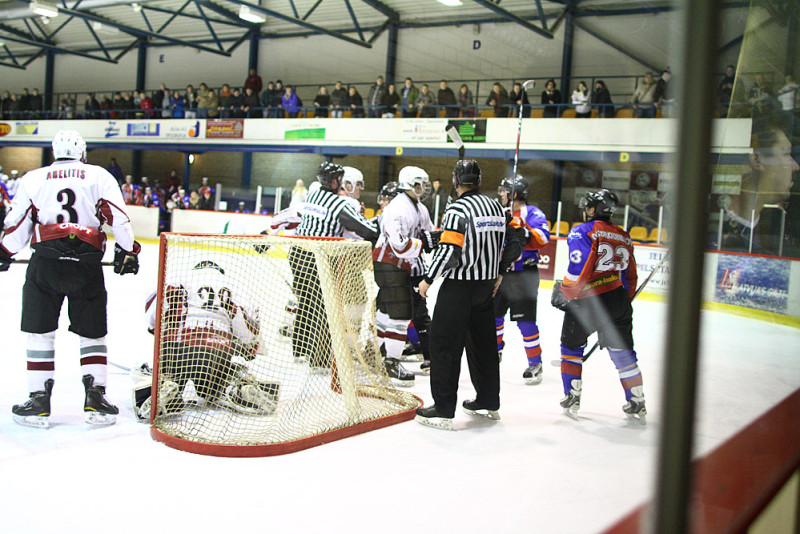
[206,119,244,139]
[536,240,558,280]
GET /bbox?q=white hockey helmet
[52,129,86,161]
[398,166,432,201]
[341,166,364,198]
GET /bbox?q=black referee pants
[429,278,499,418]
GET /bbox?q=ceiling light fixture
[238,5,266,24]
[92,21,119,34]
[435,0,463,6]
[29,1,59,18]
[132,3,142,13]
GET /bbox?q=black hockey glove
[254,231,271,254]
[114,241,141,275]
[550,280,572,312]
[0,246,14,272]
[422,230,442,253]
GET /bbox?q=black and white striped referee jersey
[296,186,378,240]
[424,190,513,282]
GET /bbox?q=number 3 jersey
[561,220,638,301]
[1,160,135,257]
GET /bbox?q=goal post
[149,233,421,457]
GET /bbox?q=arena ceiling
[0,0,747,68]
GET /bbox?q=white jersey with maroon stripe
[1,159,134,255]
[372,192,433,273]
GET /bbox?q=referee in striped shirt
[291,162,378,370]
[415,160,524,430]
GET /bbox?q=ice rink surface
[1,242,798,534]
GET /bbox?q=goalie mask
[452,160,481,188]
[52,129,87,162]
[398,166,432,201]
[316,161,344,189]
[341,166,365,199]
[498,175,529,205]
[579,189,619,220]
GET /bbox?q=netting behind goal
[149,233,421,457]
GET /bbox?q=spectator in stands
[242,87,259,118]
[1,90,10,119]
[100,95,113,119]
[402,77,419,118]
[592,80,615,117]
[121,175,140,205]
[632,72,658,118]
[107,158,124,185]
[206,89,220,118]
[417,84,437,118]
[199,188,215,210]
[133,90,142,110]
[749,74,772,118]
[164,169,180,196]
[382,83,400,118]
[423,177,449,226]
[244,68,263,96]
[438,80,458,118]
[509,81,531,118]
[290,179,307,207]
[141,187,160,209]
[58,93,75,119]
[541,79,562,118]
[140,91,154,118]
[486,82,510,117]
[313,86,330,118]
[274,80,286,118]
[330,81,348,118]
[571,81,591,118]
[185,84,198,118]
[196,83,211,118]
[198,176,215,198]
[718,64,738,117]
[29,88,43,118]
[654,69,674,117]
[218,84,233,118]
[235,201,250,214]
[171,90,186,118]
[283,85,301,118]
[367,75,387,118]
[231,88,246,118]
[777,74,799,112]
[84,92,100,119]
[19,88,30,118]
[458,84,474,117]
[348,86,364,118]
[187,191,202,209]
[153,83,170,118]
[260,81,276,118]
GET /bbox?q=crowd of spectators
[1,68,795,121]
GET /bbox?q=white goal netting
[150,233,421,456]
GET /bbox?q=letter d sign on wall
[473,40,481,50]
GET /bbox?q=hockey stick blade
[522,79,536,90]
[549,248,671,368]
[445,124,464,150]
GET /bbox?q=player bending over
[550,189,647,424]
[135,261,279,420]
[495,176,550,384]
[0,130,141,428]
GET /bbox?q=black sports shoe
[462,399,501,420]
[12,379,54,428]
[415,405,453,431]
[420,360,431,375]
[83,374,119,425]
[385,358,414,387]
[401,342,423,362]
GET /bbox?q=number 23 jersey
[1,160,134,255]
[561,220,637,301]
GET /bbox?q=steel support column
[241,152,253,189]
[559,5,575,113]
[385,21,398,84]
[44,49,54,116]
[132,150,143,183]
[653,1,721,532]
[136,39,147,91]
[248,29,259,72]
[183,153,192,192]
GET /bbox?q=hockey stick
[512,80,536,177]
[445,124,465,160]
[10,259,115,266]
[109,360,132,373]
[549,248,671,367]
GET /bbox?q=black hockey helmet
[498,175,529,203]
[378,181,400,203]
[316,161,344,189]
[579,189,619,220]
[452,160,481,187]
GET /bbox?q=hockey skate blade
[415,414,454,431]
[626,412,648,426]
[562,408,580,421]
[400,353,423,363]
[85,411,117,426]
[390,377,415,388]
[12,414,50,428]
[524,376,543,386]
[463,407,501,420]
[550,359,561,368]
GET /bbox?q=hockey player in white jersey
[372,166,440,386]
[339,166,366,240]
[135,260,279,420]
[0,130,141,428]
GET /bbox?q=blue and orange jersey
[508,204,550,271]
[121,183,140,205]
[561,219,637,301]
[0,182,10,207]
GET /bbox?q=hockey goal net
[149,233,421,456]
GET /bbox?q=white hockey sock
[382,317,409,360]
[79,336,108,387]
[26,332,56,393]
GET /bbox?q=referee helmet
[452,160,481,187]
[316,162,344,189]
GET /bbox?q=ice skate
[12,379,54,429]
[498,341,504,362]
[223,379,280,415]
[462,399,501,420]
[560,379,582,419]
[279,324,293,339]
[385,358,414,387]
[522,363,543,385]
[622,386,647,425]
[420,360,431,375]
[415,405,453,431]
[401,342,423,362]
[83,374,119,425]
